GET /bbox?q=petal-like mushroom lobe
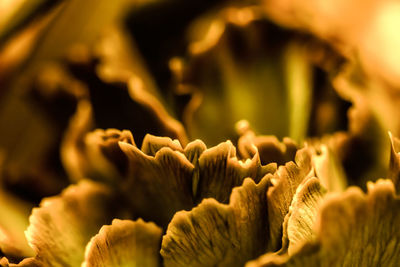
[246,179,400,267]
[68,129,276,229]
[83,219,162,267]
[119,142,194,227]
[161,176,270,267]
[63,126,134,183]
[0,258,8,267]
[141,134,183,156]
[310,144,347,193]
[183,139,207,196]
[267,148,314,251]
[316,180,400,266]
[237,129,297,166]
[84,129,135,183]
[285,177,326,255]
[389,132,400,192]
[26,180,117,267]
[183,140,207,166]
[196,141,274,204]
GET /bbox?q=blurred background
[1,0,400,260]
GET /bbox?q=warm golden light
[1,0,400,266]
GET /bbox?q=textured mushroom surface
[247,179,400,267]
[2,0,400,266]
[161,177,270,267]
[26,180,118,267]
[83,219,162,267]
